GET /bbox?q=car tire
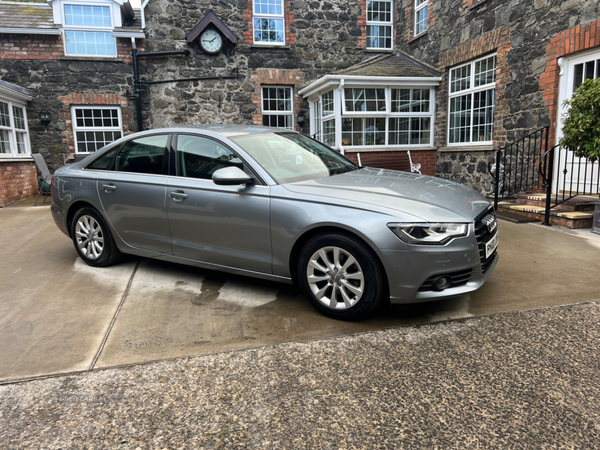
[71,207,122,267]
[297,232,386,321]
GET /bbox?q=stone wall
[143,0,371,130]
[0,34,141,171]
[397,0,599,191]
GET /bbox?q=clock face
[200,29,223,54]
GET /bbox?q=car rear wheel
[71,207,121,267]
[297,232,386,320]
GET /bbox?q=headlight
[388,223,469,245]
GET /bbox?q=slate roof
[0,79,33,98]
[335,52,440,78]
[0,2,58,31]
[113,8,142,34]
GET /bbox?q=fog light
[433,276,452,291]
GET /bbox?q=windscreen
[231,132,358,184]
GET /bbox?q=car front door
[166,133,272,274]
[96,134,172,254]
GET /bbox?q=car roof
[147,125,286,138]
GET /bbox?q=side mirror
[212,166,253,186]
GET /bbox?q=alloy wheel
[306,246,365,310]
[75,215,104,260]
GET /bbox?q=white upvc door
[555,49,600,195]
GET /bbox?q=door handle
[169,190,188,200]
[101,184,117,192]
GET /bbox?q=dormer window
[63,4,116,56]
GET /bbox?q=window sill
[467,0,491,11]
[364,48,395,53]
[59,56,123,62]
[342,146,436,152]
[439,145,495,152]
[0,156,34,162]
[251,44,290,50]
[407,31,428,44]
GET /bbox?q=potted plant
[559,77,600,234]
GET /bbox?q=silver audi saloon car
[51,125,498,320]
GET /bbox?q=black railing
[490,126,549,210]
[540,145,600,225]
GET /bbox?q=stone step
[514,198,596,211]
[497,202,594,229]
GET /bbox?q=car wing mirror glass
[212,166,253,186]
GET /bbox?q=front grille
[475,207,498,274]
[418,269,476,292]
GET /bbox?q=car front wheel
[297,232,386,320]
[71,207,121,267]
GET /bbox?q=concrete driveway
[2,196,600,384]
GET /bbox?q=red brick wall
[0,161,38,207]
[541,19,600,147]
[0,34,142,60]
[250,69,305,132]
[58,93,134,154]
[243,0,295,45]
[345,150,436,175]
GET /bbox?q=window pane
[116,135,167,174]
[474,56,496,87]
[0,129,10,153]
[12,106,25,130]
[450,65,471,93]
[391,89,430,113]
[64,5,111,27]
[345,88,385,112]
[342,117,385,146]
[65,30,116,56]
[176,135,243,180]
[366,25,392,49]
[254,0,283,15]
[415,4,428,35]
[254,18,284,43]
[389,117,431,146]
[15,132,27,154]
[323,119,335,147]
[367,1,392,22]
[449,94,472,144]
[0,102,9,127]
[472,89,495,142]
[322,91,334,116]
[313,100,322,141]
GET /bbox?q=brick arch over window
[541,19,600,147]
[58,93,133,153]
[437,26,511,148]
[250,69,305,131]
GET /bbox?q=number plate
[485,231,499,259]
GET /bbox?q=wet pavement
[1,196,600,384]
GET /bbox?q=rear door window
[115,135,168,175]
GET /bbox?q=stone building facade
[396,0,600,190]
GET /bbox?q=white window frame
[414,0,428,36]
[0,99,31,158]
[261,86,294,130]
[61,1,117,57]
[447,54,497,147]
[71,106,123,154]
[310,86,435,150]
[253,0,285,46]
[366,0,394,50]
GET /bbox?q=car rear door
[96,133,172,254]
[166,133,272,274]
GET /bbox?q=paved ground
[1,301,599,448]
[1,196,600,385]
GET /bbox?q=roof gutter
[298,74,442,98]
[0,85,33,102]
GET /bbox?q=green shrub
[559,77,600,163]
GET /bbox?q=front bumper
[381,214,499,304]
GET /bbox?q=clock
[199,29,224,54]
